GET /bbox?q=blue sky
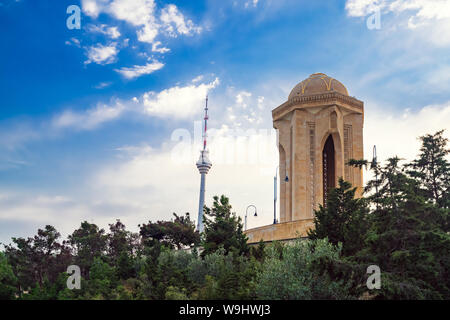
[0,0,449,244]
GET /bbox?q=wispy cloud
[65,37,81,47]
[245,0,260,9]
[346,0,450,46]
[160,4,202,37]
[52,102,126,130]
[151,41,170,53]
[136,78,220,118]
[49,77,220,132]
[114,60,164,79]
[81,0,202,45]
[86,24,121,39]
[94,81,113,89]
[84,42,119,65]
[364,100,450,164]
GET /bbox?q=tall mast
[203,96,209,151]
[196,96,212,233]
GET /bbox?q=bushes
[188,248,258,300]
[254,239,354,300]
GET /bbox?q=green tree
[107,220,138,280]
[365,156,414,211]
[4,225,71,293]
[407,130,449,209]
[308,178,369,256]
[202,195,249,257]
[354,156,450,299]
[86,257,118,299]
[140,213,200,250]
[250,240,266,262]
[68,221,107,279]
[0,252,18,299]
[153,248,195,299]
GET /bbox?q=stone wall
[244,219,315,244]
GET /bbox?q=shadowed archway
[322,135,335,205]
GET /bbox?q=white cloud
[346,0,384,16]
[245,0,260,8]
[136,23,159,44]
[94,132,278,231]
[347,0,450,20]
[65,37,81,47]
[192,75,204,83]
[109,0,156,26]
[84,43,119,65]
[346,0,450,46]
[257,96,265,110]
[49,78,220,133]
[81,0,201,46]
[53,102,126,130]
[82,0,160,44]
[364,101,450,167]
[136,78,220,118]
[115,60,165,79]
[151,41,170,53]
[87,24,121,39]
[160,4,202,36]
[94,81,112,89]
[236,91,252,106]
[81,0,110,18]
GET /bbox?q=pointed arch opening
[322,135,335,205]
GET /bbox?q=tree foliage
[255,238,353,299]
[308,178,369,256]
[202,195,249,257]
[139,213,200,250]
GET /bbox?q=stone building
[245,73,364,243]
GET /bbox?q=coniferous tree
[407,130,449,209]
[139,213,200,250]
[107,220,138,280]
[4,225,71,292]
[202,195,249,257]
[0,252,18,299]
[308,178,369,256]
[68,221,107,279]
[355,156,450,299]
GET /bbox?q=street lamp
[245,205,257,231]
[274,165,289,224]
[274,166,278,224]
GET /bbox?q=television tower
[196,96,212,233]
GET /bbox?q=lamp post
[245,205,257,231]
[274,165,289,224]
[274,166,278,224]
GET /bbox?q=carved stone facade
[245,73,364,243]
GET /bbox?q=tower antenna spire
[203,95,209,151]
[196,95,212,233]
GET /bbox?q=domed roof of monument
[288,73,349,100]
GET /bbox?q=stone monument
[246,73,364,243]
